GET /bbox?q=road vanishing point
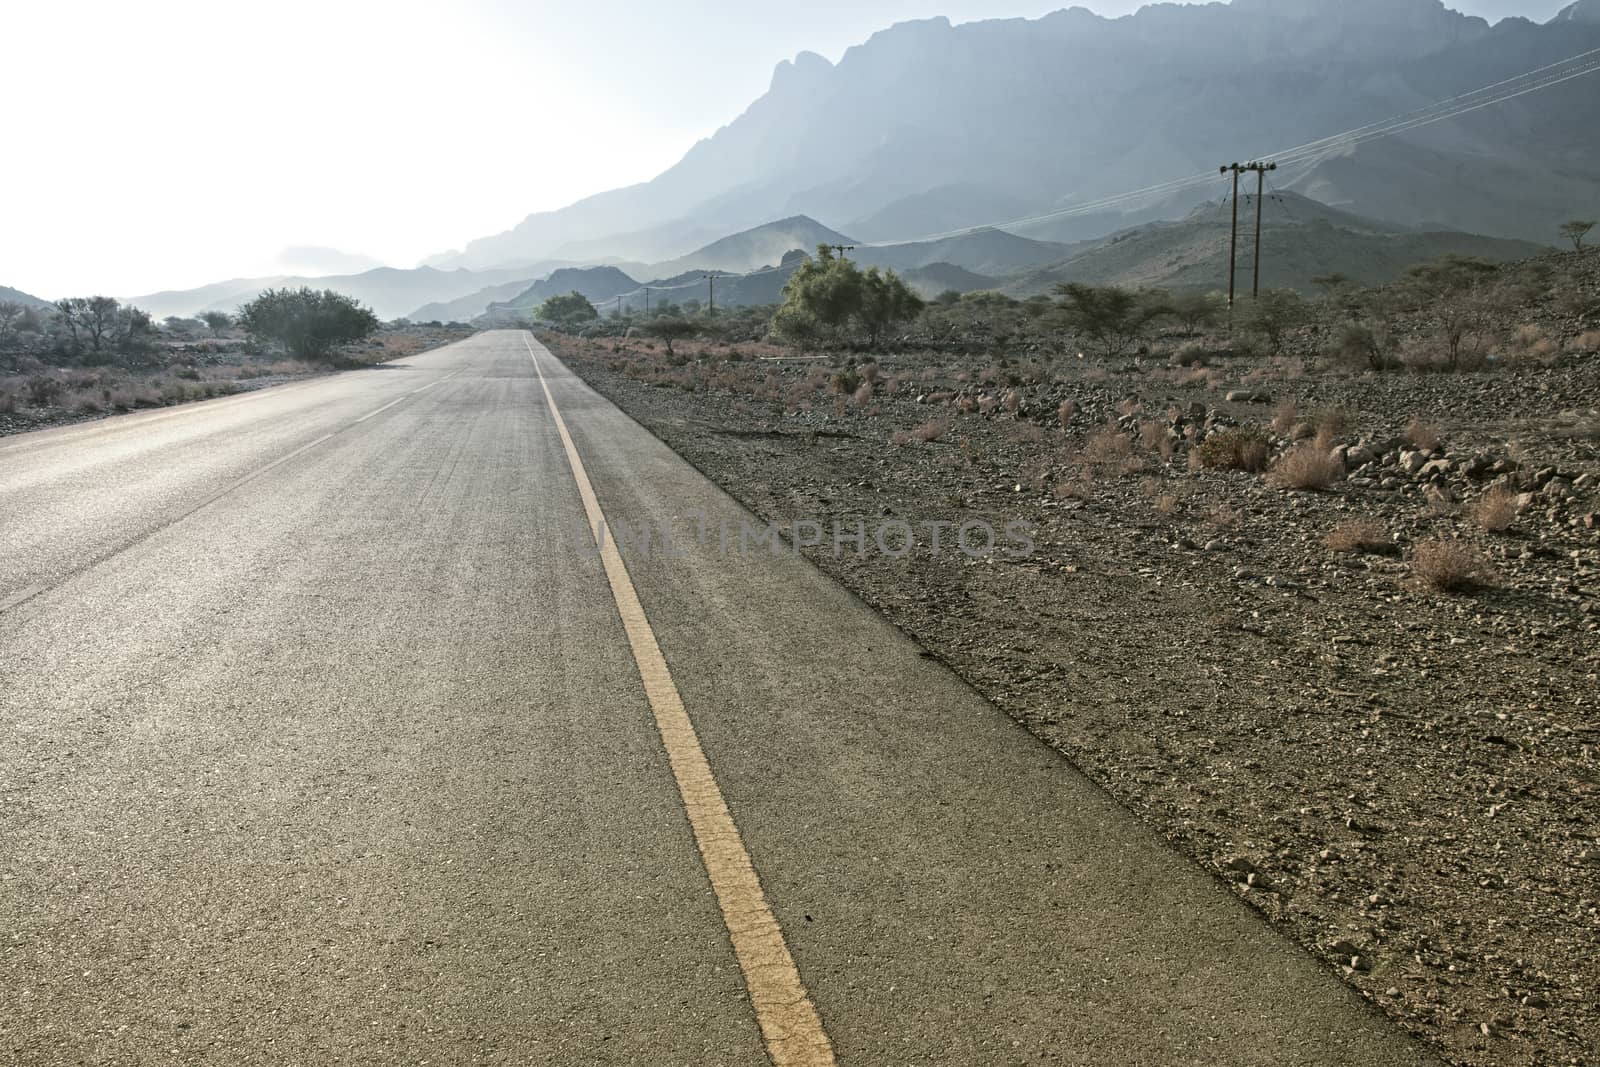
[0,332,1437,1065]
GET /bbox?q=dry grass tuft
[1404,417,1441,452]
[1470,484,1520,533]
[1057,399,1076,428]
[1081,425,1140,474]
[1193,427,1271,472]
[911,419,948,443]
[1324,519,1391,554]
[1567,329,1600,354]
[1412,538,1494,592]
[1267,443,1345,490]
[1270,399,1298,435]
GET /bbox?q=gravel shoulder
[545,323,1599,1067]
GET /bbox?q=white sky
[0,0,1571,299]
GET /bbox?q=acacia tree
[537,291,598,328]
[1052,283,1158,358]
[200,310,233,337]
[237,287,379,361]
[1560,219,1596,251]
[856,266,923,347]
[772,245,919,348]
[1236,288,1306,356]
[646,317,697,356]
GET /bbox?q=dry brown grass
[1193,427,1271,472]
[1404,417,1441,452]
[1081,425,1140,474]
[1204,503,1241,530]
[1568,329,1600,354]
[1269,399,1299,435]
[1267,443,1345,490]
[1324,518,1391,554]
[1057,399,1076,428]
[911,419,948,443]
[1412,538,1494,592]
[1470,484,1520,533]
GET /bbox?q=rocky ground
[0,324,474,438]
[544,291,1600,1067]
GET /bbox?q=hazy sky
[0,0,1572,299]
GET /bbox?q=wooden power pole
[1220,161,1275,308]
[705,274,716,314]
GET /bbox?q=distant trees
[200,310,233,337]
[0,301,25,352]
[1560,219,1595,251]
[772,245,922,348]
[236,287,379,361]
[537,291,598,327]
[48,296,155,362]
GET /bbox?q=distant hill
[1003,192,1551,296]
[479,266,641,322]
[131,265,543,321]
[646,216,856,276]
[844,183,1040,244]
[856,228,1067,277]
[1,286,54,310]
[900,263,997,299]
[409,278,540,323]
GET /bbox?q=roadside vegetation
[0,289,472,436]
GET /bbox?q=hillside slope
[1,286,55,310]
[1005,192,1551,295]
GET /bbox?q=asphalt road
[0,331,1437,1065]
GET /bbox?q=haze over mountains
[428,0,1600,272]
[80,0,1598,322]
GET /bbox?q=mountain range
[94,0,1600,323]
[427,0,1600,273]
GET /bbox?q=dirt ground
[545,320,1599,1067]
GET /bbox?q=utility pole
[643,287,650,317]
[1219,161,1275,308]
[615,294,622,318]
[827,244,856,259]
[1251,162,1276,299]
[705,274,715,315]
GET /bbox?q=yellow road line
[524,333,836,1067]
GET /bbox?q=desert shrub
[1266,442,1344,490]
[911,419,947,443]
[1470,484,1520,533]
[1325,519,1391,553]
[1404,417,1441,452]
[1412,539,1494,592]
[27,376,64,407]
[1194,426,1271,472]
[852,381,874,408]
[1567,329,1600,354]
[1057,399,1076,428]
[1330,320,1395,372]
[1507,324,1558,366]
[830,369,860,396]
[1235,289,1306,356]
